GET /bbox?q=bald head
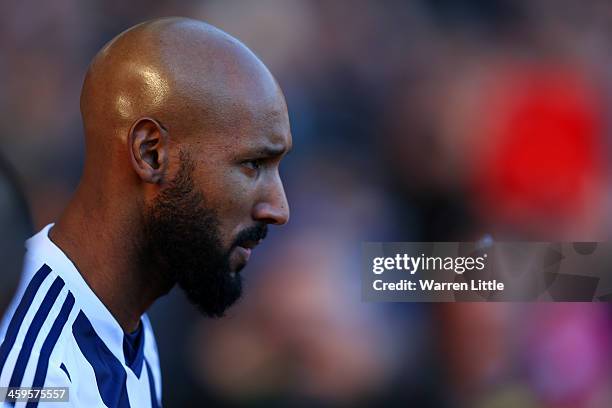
[81,17,286,155]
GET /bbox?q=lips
[238,239,262,250]
[236,246,251,261]
[234,240,262,265]
[231,224,267,271]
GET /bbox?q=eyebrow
[257,144,292,158]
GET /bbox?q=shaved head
[53,17,291,327]
[81,17,285,165]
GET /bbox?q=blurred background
[2,0,612,407]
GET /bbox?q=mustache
[232,223,268,248]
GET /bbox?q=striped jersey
[0,224,162,407]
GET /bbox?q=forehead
[206,84,292,155]
[174,44,292,157]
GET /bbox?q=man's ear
[128,118,169,184]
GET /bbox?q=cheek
[200,169,255,244]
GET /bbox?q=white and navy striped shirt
[0,224,162,407]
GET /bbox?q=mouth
[235,246,252,262]
[238,239,263,250]
[233,240,262,267]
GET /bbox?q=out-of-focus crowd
[2,1,612,407]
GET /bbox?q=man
[0,17,291,407]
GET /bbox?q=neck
[49,184,172,333]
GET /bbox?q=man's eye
[243,159,262,171]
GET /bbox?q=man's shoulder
[0,257,79,390]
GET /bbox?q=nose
[252,176,290,225]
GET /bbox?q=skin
[50,17,292,333]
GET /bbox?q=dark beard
[139,154,252,318]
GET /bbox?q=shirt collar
[26,224,129,365]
